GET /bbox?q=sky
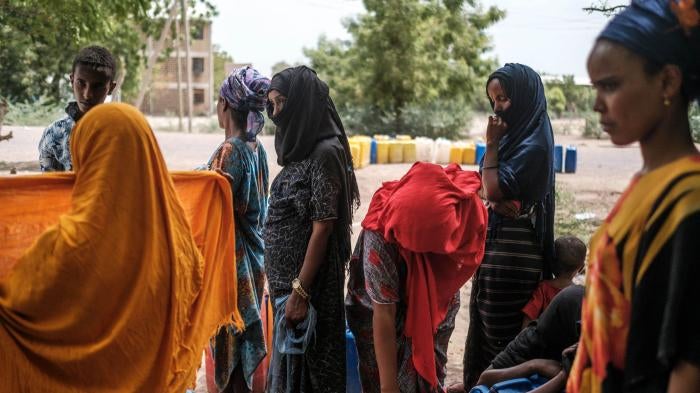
[211,0,613,82]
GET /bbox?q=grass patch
[554,183,601,244]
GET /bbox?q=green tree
[545,86,567,118]
[544,75,595,114]
[304,0,504,138]
[0,0,216,104]
[212,45,234,96]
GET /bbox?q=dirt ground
[0,116,643,386]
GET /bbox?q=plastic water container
[415,137,435,162]
[449,143,465,164]
[389,141,404,163]
[402,141,417,163]
[373,134,390,141]
[349,142,362,169]
[376,140,391,164]
[346,327,362,393]
[475,142,487,165]
[396,134,412,141]
[553,144,563,173]
[353,136,372,168]
[435,138,452,164]
[370,139,378,164]
[462,142,476,165]
[565,145,577,173]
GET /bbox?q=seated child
[521,236,586,329]
[474,285,584,393]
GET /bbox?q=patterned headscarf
[220,66,270,142]
[599,0,700,102]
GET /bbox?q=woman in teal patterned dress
[207,66,271,393]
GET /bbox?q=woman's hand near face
[486,115,508,144]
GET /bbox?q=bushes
[2,97,64,126]
[339,100,472,139]
[546,86,567,118]
[582,111,604,139]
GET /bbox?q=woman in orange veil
[0,103,240,392]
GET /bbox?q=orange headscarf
[0,103,242,392]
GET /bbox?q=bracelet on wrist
[292,278,309,300]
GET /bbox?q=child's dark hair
[72,46,116,80]
[553,236,587,277]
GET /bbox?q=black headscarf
[599,0,700,102]
[483,63,555,276]
[268,65,360,262]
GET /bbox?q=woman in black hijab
[264,66,359,392]
[459,63,555,391]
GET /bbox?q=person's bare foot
[446,383,466,393]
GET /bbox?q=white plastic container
[414,137,435,163]
[435,138,453,164]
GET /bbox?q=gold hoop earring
[664,97,671,107]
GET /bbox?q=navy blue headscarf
[599,0,700,101]
[483,63,555,275]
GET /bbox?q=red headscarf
[362,162,488,387]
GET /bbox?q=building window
[192,57,205,74]
[191,22,204,40]
[193,88,205,104]
[162,58,178,74]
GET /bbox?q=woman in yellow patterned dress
[568,1,700,392]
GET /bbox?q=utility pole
[175,15,184,132]
[180,0,193,133]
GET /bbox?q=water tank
[349,142,362,169]
[435,138,452,164]
[565,145,577,174]
[370,139,378,164]
[402,141,418,163]
[376,140,391,164]
[475,142,487,165]
[346,327,362,393]
[389,141,404,163]
[553,144,563,173]
[462,141,476,165]
[449,143,465,165]
[415,137,435,162]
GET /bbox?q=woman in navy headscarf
[206,66,271,393]
[461,63,555,390]
[568,1,700,391]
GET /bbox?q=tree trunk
[0,100,11,143]
[175,16,184,132]
[112,56,127,102]
[181,0,193,133]
[132,1,180,110]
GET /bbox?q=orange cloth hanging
[0,103,242,392]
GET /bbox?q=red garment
[362,162,488,387]
[521,280,564,320]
